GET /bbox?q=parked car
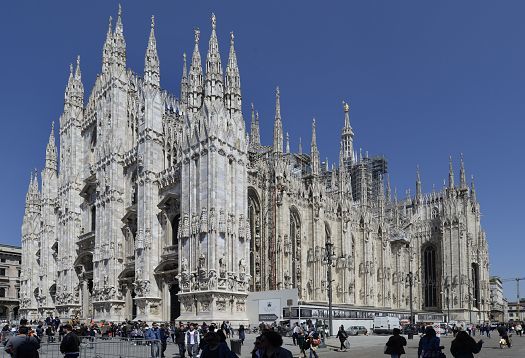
[346,326,368,336]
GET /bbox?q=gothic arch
[290,207,301,291]
[422,244,440,309]
[248,187,262,291]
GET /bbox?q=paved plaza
[161,332,525,358]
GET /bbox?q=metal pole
[517,279,520,321]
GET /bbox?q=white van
[373,316,400,334]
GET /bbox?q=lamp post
[324,241,335,337]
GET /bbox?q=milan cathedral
[19,7,490,324]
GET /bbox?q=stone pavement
[163,332,525,358]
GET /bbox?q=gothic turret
[45,122,57,171]
[386,174,392,205]
[341,101,354,164]
[180,53,188,106]
[470,175,477,204]
[204,13,223,100]
[459,154,467,191]
[102,16,113,73]
[311,118,320,176]
[188,29,203,112]
[64,56,84,109]
[144,16,160,88]
[249,103,261,147]
[448,156,455,189]
[225,32,241,116]
[273,87,283,154]
[415,166,422,205]
[112,4,126,71]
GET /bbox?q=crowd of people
[0,316,523,358]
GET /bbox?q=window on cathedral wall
[423,245,438,308]
[90,206,96,232]
[171,215,180,246]
[0,288,5,297]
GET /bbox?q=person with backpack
[384,328,407,358]
[4,325,40,358]
[417,327,443,358]
[336,325,348,351]
[145,323,161,358]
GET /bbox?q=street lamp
[323,241,336,337]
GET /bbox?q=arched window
[0,288,5,298]
[471,263,480,309]
[290,208,301,289]
[423,246,438,308]
[90,206,96,232]
[171,215,180,246]
[248,189,261,291]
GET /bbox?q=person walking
[384,328,407,358]
[176,324,187,358]
[307,330,320,358]
[186,324,200,358]
[145,323,161,358]
[60,324,81,358]
[417,327,442,358]
[292,323,300,346]
[297,329,307,358]
[159,324,169,358]
[4,325,40,358]
[496,324,511,348]
[336,325,348,351]
[239,324,246,345]
[450,331,483,357]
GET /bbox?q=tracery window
[471,263,480,309]
[290,209,301,289]
[423,245,438,308]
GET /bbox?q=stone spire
[272,87,283,154]
[45,122,57,171]
[386,174,392,205]
[188,28,203,112]
[113,4,126,70]
[377,173,385,214]
[415,165,422,204]
[249,103,260,147]
[448,156,455,189]
[225,31,241,115]
[470,175,477,203]
[286,132,290,154]
[180,53,188,105]
[341,100,354,163]
[144,16,160,87]
[459,153,467,190]
[298,137,302,155]
[102,16,113,73]
[204,13,223,100]
[65,57,84,108]
[311,118,320,176]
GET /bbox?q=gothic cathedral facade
[20,8,490,324]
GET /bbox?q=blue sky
[1,1,524,299]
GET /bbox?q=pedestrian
[201,332,235,358]
[292,323,300,346]
[159,323,169,358]
[145,323,161,358]
[307,330,320,358]
[4,325,40,358]
[176,324,187,358]
[239,324,246,345]
[336,325,348,351]
[450,330,483,357]
[496,324,511,348]
[251,335,264,358]
[297,328,307,358]
[417,327,442,358]
[384,328,407,358]
[260,330,293,358]
[186,324,200,358]
[46,324,54,343]
[60,324,80,358]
